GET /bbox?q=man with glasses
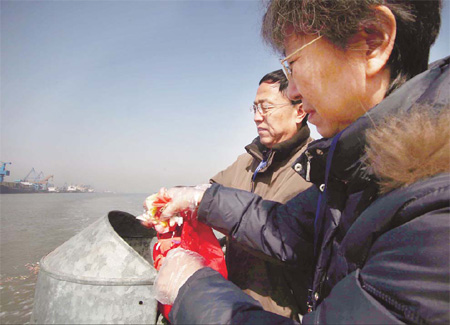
[210,69,313,320]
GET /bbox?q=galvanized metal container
[31,210,159,324]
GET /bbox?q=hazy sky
[1,0,449,193]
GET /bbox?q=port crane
[20,168,53,190]
[22,168,42,182]
[37,175,54,184]
[36,171,45,182]
[0,162,12,182]
[22,168,36,182]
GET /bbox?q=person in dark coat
[153,1,449,324]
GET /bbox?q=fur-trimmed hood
[366,108,449,193]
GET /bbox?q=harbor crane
[37,175,54,184]
[36,171,45,182]
[0,162,12,182]
[22,168,37,182]
[22,168,45,182]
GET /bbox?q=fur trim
[366,107,450,194]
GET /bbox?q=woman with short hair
[154,1,449,324]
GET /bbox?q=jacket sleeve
[302,207,450,324]
[170,267,298,325]
[170,210,448,325]
[198,183,318,265]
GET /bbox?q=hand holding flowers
[137,185,210,234]
[136,183,225,318]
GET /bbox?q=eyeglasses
[280,35,323,80]
[250,102,295,116]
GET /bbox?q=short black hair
[259,69,288,91]
[259,69,306,125]
[259,69,302,106]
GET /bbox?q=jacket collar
[245,124,310,165]
[294,56,449,193]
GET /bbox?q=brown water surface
[0,192,146,324]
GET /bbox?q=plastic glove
[159,184,211,221]
[154,247,206,305]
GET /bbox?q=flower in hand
[137,185,210,234]
[137,188,183,234]
[159,185,210,221]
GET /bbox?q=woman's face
[284,33,372,138]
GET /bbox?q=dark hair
[262,0,441,95]
[259,69,289,91]
[259,69,303,105]
[259,69,306,125]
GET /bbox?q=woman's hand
[154,247,206,305]
[159,184,210,221]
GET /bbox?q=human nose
[253,109,264,123]
[287,80,302,102]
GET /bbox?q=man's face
[283,33,369,138]
[253,82,304,148]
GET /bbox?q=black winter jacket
[170,57,450,324]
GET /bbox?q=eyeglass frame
[280,35,323,80]
[250,100,302,117]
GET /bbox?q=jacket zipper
[251,152,270,193]
[305,150,313,182]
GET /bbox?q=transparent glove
[154,247,206,305]
[159,184,211,221]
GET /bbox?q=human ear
[295,104,307,125]
[361,5,396,77]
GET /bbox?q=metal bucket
[31,210,158,324]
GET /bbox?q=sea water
[0,192,148,324]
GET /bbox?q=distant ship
[0,164,55,194]
[64,185,95,193]
[66,185,78,192]
[0,182,37,194]
[0,163,94,194]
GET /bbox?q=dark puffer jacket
[169,57,450,324]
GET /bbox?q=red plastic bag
[155,213,227,319]
[180,211,227,279]
[139,193,227,320]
